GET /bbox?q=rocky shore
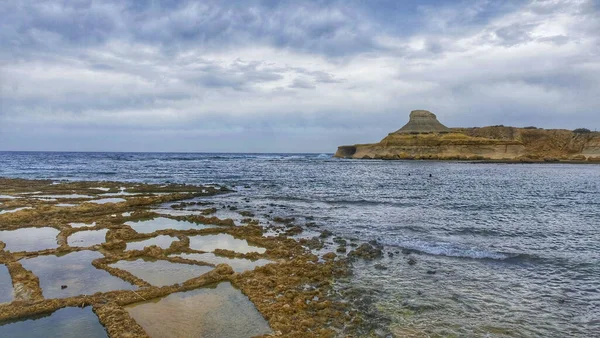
[335,110,600,162]
[0,178,377,337]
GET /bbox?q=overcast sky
[1,0,598,152]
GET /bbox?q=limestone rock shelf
[335,110,600,162]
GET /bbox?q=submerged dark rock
[319,230,333,238]
[374,264,388,270]
[348,243,383,260]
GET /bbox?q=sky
[0,0,599,152]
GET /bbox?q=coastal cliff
[335,110,600,162]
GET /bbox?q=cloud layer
[1,0,598,152]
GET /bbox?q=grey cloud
[292,68,344,83]
[537,35,571,45]
[289,78,316,89]
[489,23,539,46]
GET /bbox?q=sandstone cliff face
[337,133,526,160]
[335,110,600,162]
[457,127,600,160]
[581,137,600,157]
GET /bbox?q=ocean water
[1,151,599,337]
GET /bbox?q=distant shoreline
[339,157,600,164]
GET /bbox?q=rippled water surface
[0,306,107,338]
[110,259,213,286]
[126,235,176,251]
[126,217,213,234]
[0,228,59,252]
[68,229,108,247]
[125,282,271,338]
[188,234,267,254]
[174,253,272,273]
[20,250,136,298]
[0,264,12,303]
[1,151,599,337]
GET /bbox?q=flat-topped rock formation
[335,110,600,162]
[394,110,450,134]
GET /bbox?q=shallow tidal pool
[125,235,176,251]
[125,282,271,338]
[126,217,214,234]
[0,228,59,252]
[174,252,272,273]
[20,250,136,298]
[188,234,266,254]
[0,264,12,304]
[67,229,108,247]
[0,306,107,338]
[109,259,213,287]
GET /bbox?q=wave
[383,239,541,261]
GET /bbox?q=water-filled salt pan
[20,250,135,298]
[69,222,96,228]
[174,252,272,273]
[88,198,126,204]
[0,306,108,338]
[37,194,92,199]
[188,234,266,254]
[0,264,12,303]
[0,228,59,252]
[125,282,271,338]
[126,235,176,251]
[0,207,33,215]
[110,259,213,287]
[126,217,213,234]
[68,229,108,247]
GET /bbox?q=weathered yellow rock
[335,110,600,161]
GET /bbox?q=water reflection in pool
[20,251,135,298]
[0,264,12,303]
[68,230,108,247]
[126,235,176,251]
[174,253,272,273]
[0,228,59,252]
[110,259,213,287]
[126,217,213,234]
[188,234,266,254]
[0,307,107,338]
[125,282,271,338]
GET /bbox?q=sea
[0,151,598,337]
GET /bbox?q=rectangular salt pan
[126,235,176,251]
[0,264,12,304]
[110,259,213,287]
[88,198,126,204]
[125,282,271,338]
[70,222,96,228]
[0,228,59,252]
[126,217,214,234]
[174,253,272,273]
[0,207,33,215]
[0,307,107,338]
[188,234,266,254]
[20,251,136,299]
[68,229,108,247]
[36,194,93,199]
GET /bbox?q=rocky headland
[335,110,600,162]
